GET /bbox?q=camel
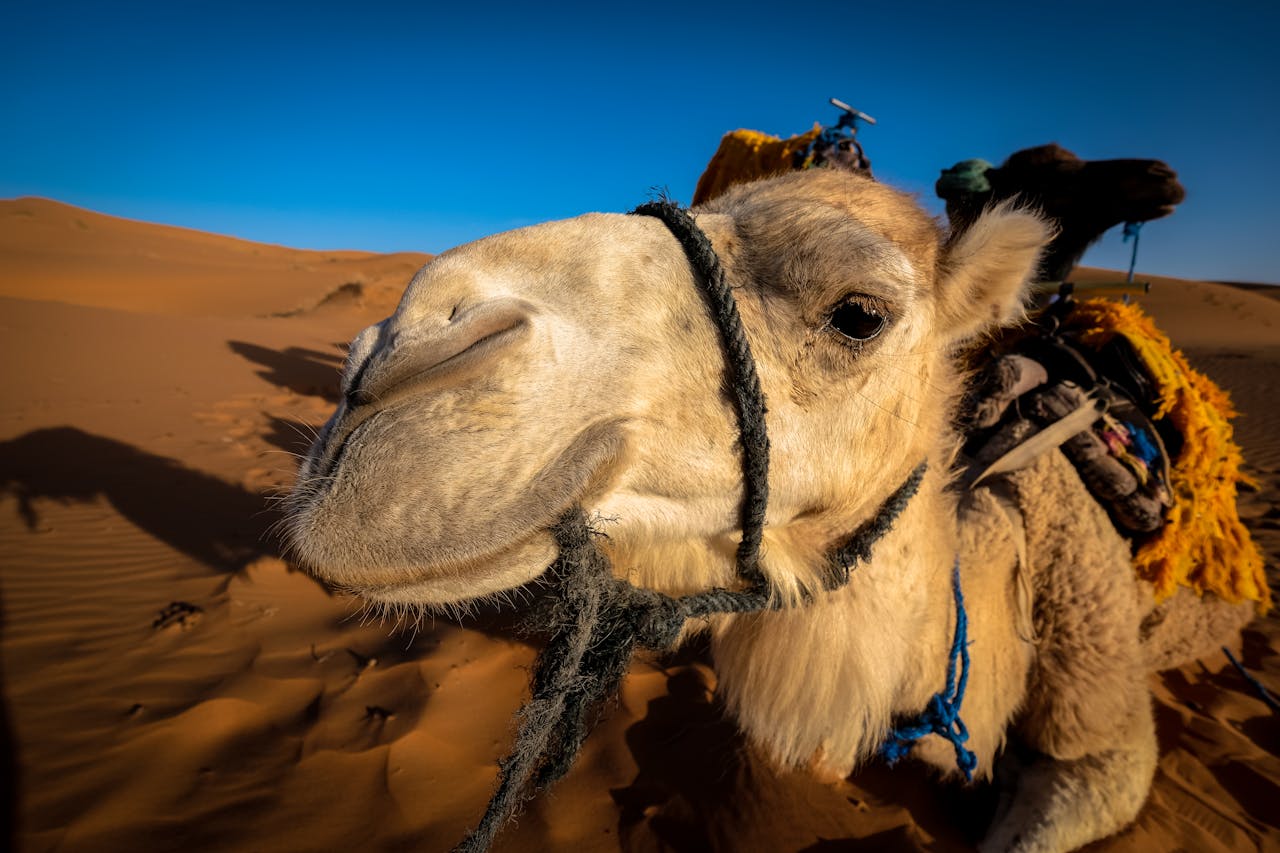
[936,144,1186,282]
[284,168,1253,852]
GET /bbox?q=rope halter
[453,200,928,853]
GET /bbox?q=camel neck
[709,467,958,773]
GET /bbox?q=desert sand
[0,198,1276,852]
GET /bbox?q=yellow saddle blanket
[1064,299,1268,610]
[692,126,820,206]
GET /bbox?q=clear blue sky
[3,1,1278,282]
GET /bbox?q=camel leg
[1140,584,1255,670]
[979,452,1158,851]
[979,703,1155,853]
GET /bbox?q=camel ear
[936,202,1053,342]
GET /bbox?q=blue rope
[1222,646,1280,715]
[880,559,977,781]
[1123,220,1143,284]
[1124,420,1161,466]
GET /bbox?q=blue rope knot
[879,559,977,781]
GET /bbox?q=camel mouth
[314,405,381,485]
[286,415,628,606]
[334,527,559,607]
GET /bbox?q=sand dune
[0,201,1275,852]
[0,198,428,317]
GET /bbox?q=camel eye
[829,298,887,342]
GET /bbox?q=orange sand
[0,200,1276,852]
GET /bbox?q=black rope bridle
[452,201,926,853]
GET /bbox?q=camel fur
[285,168,1252,852]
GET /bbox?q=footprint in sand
[152,601,204,632]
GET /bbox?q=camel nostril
[361,298,535,404]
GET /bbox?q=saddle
[960,288,1268,610]
[692,98,874,206]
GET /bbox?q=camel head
[993,144,1185,224]
[285,170,1050,609]
[938,143,1185,282]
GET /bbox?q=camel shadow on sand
[0,426,540,642]
[228,340,345,401]
[0,426,286,846]
[0,426,278,575]
[0,428,540,846]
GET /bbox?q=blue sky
[3,1,1278,282]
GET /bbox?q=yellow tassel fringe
[1065,298,1269,611]
[692,126,820,206]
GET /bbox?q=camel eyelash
[825,294,893,347]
